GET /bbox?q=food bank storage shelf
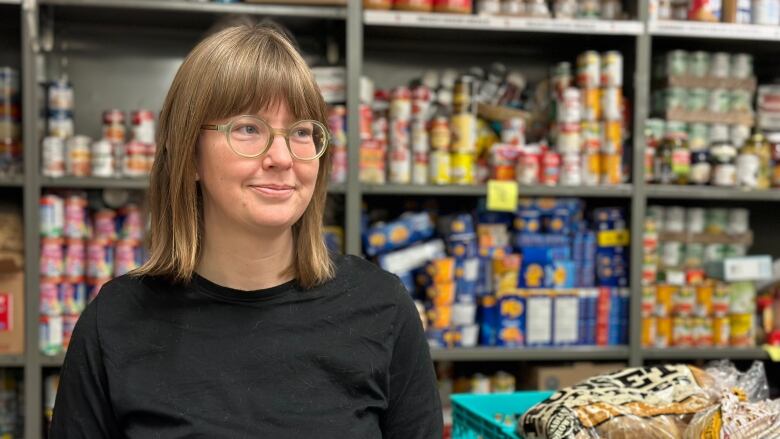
[0,0,20,5]
[39,0,346,20]
[0,355,25,367]
[361,183,633,198]
[646,185,780,201]
[0,175,23,187]
[649,20,780,41]
[42,176,150,190]
[642,347,769,361]
[430,346,630,361]
[365,10,643,35]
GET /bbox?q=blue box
[519,262,545,288]
[496,293,526,347]
[439,213,475,236]
[524,291,552,347]
[479,295,500,346]
[545,261,576,288]
[363,212,435,256]
[449,233,478,258]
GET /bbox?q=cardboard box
[523,362,627,391]
[0,268,24,354]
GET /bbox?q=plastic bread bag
[685,361,780,439]
[518,365,719,439]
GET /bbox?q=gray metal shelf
[0,355,25,367]
[39,354,66,368]
[430,346,630,362]
[0,0,20,5]
[41,176,150,190]
[0,174,23,187]
[38,0,346,19]
[362,183,634,198]
[646,185,780,201]
[642,347,770,361]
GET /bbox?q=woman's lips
[250,185,295,199]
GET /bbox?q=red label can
[541,151,561,186]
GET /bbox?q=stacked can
[389,86,412,184]
[39,191,147,356]
[641,205,755,348]
[359,89,388,184]
[327,106,348,184]
[47,79,74,139]
[429,116,452,184]
[0,67,22,175]
[412,86,432,185]
[65,135,92,177]
[451,76,477,185]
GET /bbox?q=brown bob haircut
[134,24,334,289]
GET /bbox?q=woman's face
[196,100,320,233]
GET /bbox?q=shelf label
[487,180,518,212]
[598,230,631,247]
[764,345,780,362]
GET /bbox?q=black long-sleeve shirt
[50,254,442,438]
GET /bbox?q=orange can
[427,282,456,307]
[712,316,730,347]
[729,314,755,347]
[695,284,713,317]
[602,120,622,154]
[642,317,656,347]
[428,258,455,284]
[673,286,696,317]
[641,286,656,317]
[600,153,623,185]
[694,317,713,347]
[655,317,672,348]
[712,282,730,317]
[428,306,452,329]
[582,88,602,122]
[672,317,693,347]
[656,285,675,317]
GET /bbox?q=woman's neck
[196,221,295,291]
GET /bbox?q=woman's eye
[294,128,311,137]
[239,125,258,135]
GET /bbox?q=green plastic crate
[451,391,554,439]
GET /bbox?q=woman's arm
[383,285,443,439]
[49,296,123,438]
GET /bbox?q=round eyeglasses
[200,115,330,161]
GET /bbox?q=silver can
[601,51,623,88]
[710,52,731,78]
[731,124,752,148]
[687,88,709,112]
[731,53,754,79]
[752,0,780,24]
[709,89,730,113]
[90,139,115,178]
[602,87,622,121]
[729,90,753,113]
[688,51,711,78]
[728,208,750,235]
[42,136,66,178]
[666,50,688,77]
[710,123,730,142]
[662,241,684,267]
[560,153,582,186]
[665,206,686,232]
[65,135,91,177]
[687,208,706,233]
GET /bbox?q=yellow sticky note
[487,180,518,212]
[598,230,631,247]
[764,345,780,362]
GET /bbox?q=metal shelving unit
[647,185,780,201]
[3,1,779,437]
[642,348,770,361]
[430,346,630,362]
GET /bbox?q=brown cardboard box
[523,362,627,391]
[0,268,24,354]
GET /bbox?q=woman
[51,25,442,438]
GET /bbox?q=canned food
[102,109,126,144]
[687,88,709,112]
[664,207,686,232]
[736,151,760,188]
[558,88,582,124]
[704,243,726,263]
[690,151,712,185]
[411,119,428,154]
[451,152,474,185]
[709,124,729,143]
[601,51,623,87]
[672,317,693,346]
[708,89,730,114]
[42,136,66,178]
[601,87,622,121]
[115,240,142,276]
[360,141,386,185]
[40,194,64,238]
[390,86,412,120]
[581,122,601,154]
[731,124,751,149]
[491,371,516,393]
[501,117,525,146]
[429,117,451,151]
[752,0,780,24]
[724,243,747,257]
[40,238,64,278]
[642,286,656,317]
[664,87,687,111]
[686,207,706,233]
[64,194,88,239]
[600,153,622,185]
[710,52,731,78]
[641,318,656,347]
[729,314,754,346]
[40,279,63,317]
[93,209,117,241]
[556,129,581,154]
[388,144,411,184]
[728,208,749,234]
[61,281,87,315]
[429,150,451,184]
[131,109,155,144]
[577,51,600,89]
[705,208,728,234]
[712,163,737,186]
[731,53,753,79]
[64,239,86,278]
[48,111,74,139]
[688,51,711,77]
[695,284,713,317]
[713,316,730,346]
[91,139,114,178]
[694,317,713,347]
[48,79,74,111]
[582,152,600,186]
[413,152,429,184]
[730,90,753,113]
[560,153,581,186]
[655,317,672,348]
[712,282,730,316]
[471,373,491,394]
[452,76,473,114]
[581,88,601,122]
[673,286,696,316]
[40,315,63,356]
[656,285,675,317]
[684,243,705,268]
[735,0,753,23]
[662,241,683,267]
[411,85,432,121]
[688,123,709,151]
[665,120,688,137]
[666,50,688,76]
[65,135,91,177]
[87,239,115,279]
[541,151,561,186]
[514,151,539,186]
[451,112,477,154]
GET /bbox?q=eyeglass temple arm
[200,124,225,131]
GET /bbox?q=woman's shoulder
[330,254,412,305]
